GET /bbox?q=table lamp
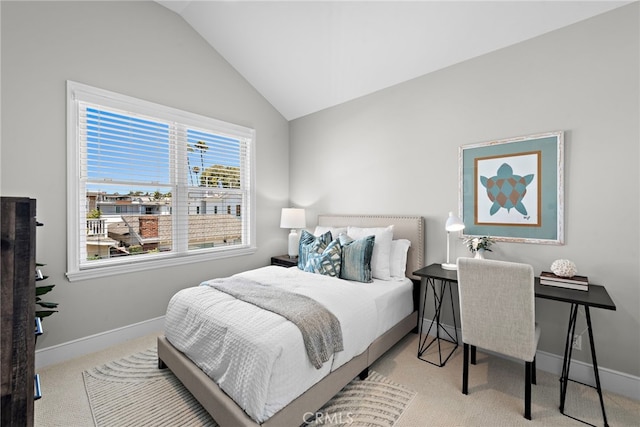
[442,211,465,270]
[280,208,306,258]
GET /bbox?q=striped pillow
[338,233,375,283]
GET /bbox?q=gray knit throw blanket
[206,277,344,369]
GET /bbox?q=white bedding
[164,265,413,423]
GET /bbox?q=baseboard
[35,316,165,369]
[420,318,640,401]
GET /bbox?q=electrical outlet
[572,335,582,351]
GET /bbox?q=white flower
[464,235,495,253]
[472,238,479,250]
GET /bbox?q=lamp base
[287,229,299,258]
[441,263,458,270]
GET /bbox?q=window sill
[65,246,257,282]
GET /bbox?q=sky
[85,106,240,195]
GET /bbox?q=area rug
[83,348,416,427]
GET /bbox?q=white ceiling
[157,1,631,120]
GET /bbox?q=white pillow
[390,239,411,279]
[347,225,394,280]
[314,226,347,240]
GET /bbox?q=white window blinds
[67,81,256,281]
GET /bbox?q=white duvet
[164,265,411,423]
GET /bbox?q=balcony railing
[87,218,107,237]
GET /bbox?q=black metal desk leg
[417,278,436,360]
[417,278,441,363]
[560,304,579,412]
[585,307,609,427]
[433,279,443,363]
[417,277,458,366]
[417,279,429,350]
[447,278,459,347]
[560,304,610,427]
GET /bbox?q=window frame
[66,81,256,281]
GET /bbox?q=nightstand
[271,254,298,268]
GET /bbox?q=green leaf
[36,301,58,309]
[36,284,55,296]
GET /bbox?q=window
[66,81,256,281]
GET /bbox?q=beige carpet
[374,336,640,427]
[83,348,415,427]
[36,332,640,426]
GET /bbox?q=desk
[413,264,459,367]
[414,263,616,426]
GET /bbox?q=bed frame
[157,214,425,427]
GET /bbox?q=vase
[474,249,485,259]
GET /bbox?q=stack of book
[539,271,589,291]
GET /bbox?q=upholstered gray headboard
[317,214,425,280]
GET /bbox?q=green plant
[36,284,58,319]
[35,263,58,319]
[463,236,496,253]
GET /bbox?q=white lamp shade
[445,211,465,232]
[280,208,306,229]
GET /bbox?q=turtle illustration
[480,163,534,216]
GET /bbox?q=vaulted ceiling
[157,1,630,120]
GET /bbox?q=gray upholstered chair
[456,258,540,420]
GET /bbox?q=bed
[157,214,424,427]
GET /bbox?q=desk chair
[457,258,540,420]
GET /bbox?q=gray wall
[1,1,289,348]
[290,4,639,376]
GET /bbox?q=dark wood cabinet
[1,197,36,427]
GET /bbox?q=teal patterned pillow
[303,239,342,277]
[338,234,375,283]
[298,230,332,269]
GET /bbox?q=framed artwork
[459,131,564,244]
